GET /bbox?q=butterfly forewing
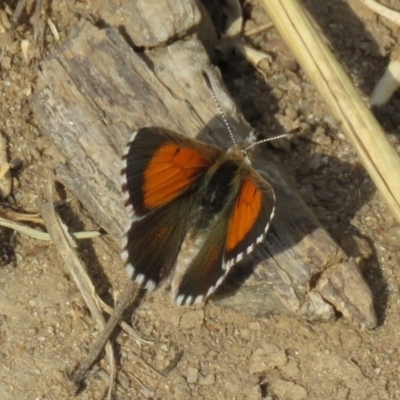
[122,127,222,215]
[224,171,275,268]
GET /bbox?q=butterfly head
[203,73,279,166]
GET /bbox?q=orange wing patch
[144,144,210,209]
[226,179,262,252]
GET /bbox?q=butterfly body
[121,126,275,305]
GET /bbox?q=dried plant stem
[38,174,116,398]
[0,0,27,60]
[39,174,158,394]
[71,279,139,384]
[244,21,274,37]
[360,0,400,26]
[259,0,400,223]
[0,216,100,241]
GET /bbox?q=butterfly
[121,77,276,306]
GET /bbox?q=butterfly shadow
[194,114,385,324]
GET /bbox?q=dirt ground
[1,0,400,399]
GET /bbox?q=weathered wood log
[30,6,376,329]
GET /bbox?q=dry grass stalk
[38,173,116,398]
[244,21,274,37]
[0,215,100,241]
[36,176,156,394]
[0,133,12,198]
[221,1,273,77]
[360,0,400,25]
[370,48,400,106]
[0,0,27,60]
[259,0,400,223]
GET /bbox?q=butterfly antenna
[244,130,296,153]
[202,71,238,148]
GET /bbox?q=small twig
[360,0,400,26]
[220,1,273,76]
[244,21,274,37]
[0,133,11,198]
[32,0,47,58]
[370,48,400,106]
[162,350,184,376]
[98,368,156,399]
[235,41,272,72]
[99,298,166,380]
[0,0,27,61]
[71,279,140,384]
[99,300,152,345]
[129,373,155,398]
[38,174,158,393]
[1,210,44,224]
[0,216,100,241]
[38,173,116,397]
[46,16,60,42]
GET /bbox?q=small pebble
[269,379,307,400]
[179,309,204,330]
[199,373,215,386]
[186,367,198,384]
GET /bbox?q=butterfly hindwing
[174,215,229,305]
[122,193,197,290]
[175,165,275,305]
